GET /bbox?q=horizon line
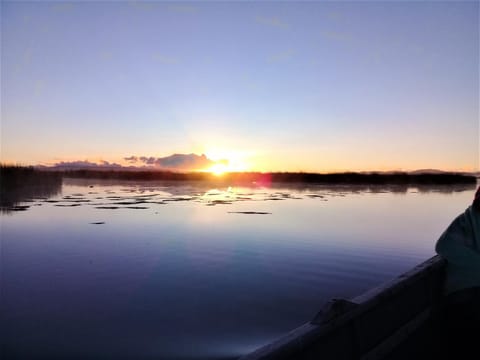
[1,163,479,176]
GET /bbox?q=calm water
[1,179,477,359]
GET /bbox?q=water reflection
[0,167,62,213]
[1,177,477,359]
[64,177,477,194]
[64,177,477,196]
[1,176,475,215]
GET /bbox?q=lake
[1,178,477,359]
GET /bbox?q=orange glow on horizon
[202,148,252,174]
[4,152,478,174]
[207,163,228,176]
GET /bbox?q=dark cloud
[137,153,228,170]
[140,156,156,165]
[50,160,123,170]
[124,156,138,163]
[48,154,227,171]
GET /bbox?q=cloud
[139,156,156,165]
[127,153,228,170]
[50,160,123,170]
[256,16,289,30]
[47,154,227,171]
[124,156,138,163]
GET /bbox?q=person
[435,185,480,358]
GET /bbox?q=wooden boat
[240,255,449,360]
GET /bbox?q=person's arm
[435,211,480,271]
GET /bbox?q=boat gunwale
[240,255,446,360]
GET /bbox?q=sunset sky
[1,1,479,172]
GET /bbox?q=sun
[207,163,229,176]
[201,149,252,175]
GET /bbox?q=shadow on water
[0,165,62,213]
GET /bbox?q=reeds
[61,169,477,185]
[0,165,62,210]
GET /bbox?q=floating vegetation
[111,201,149,205]
[164,197,195,202]
[236,196,253,200]
[228,211,272,215]
[63,196,89,200]
[3,166,477,216]
[208,200,233,205]
[5,205,30,211]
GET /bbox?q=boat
[240,255,449,360]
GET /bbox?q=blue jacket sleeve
[435,208,480,271]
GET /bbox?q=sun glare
[202,149,252,175]
[208,163,228,176]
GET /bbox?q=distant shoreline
[62,170,477,185]
[1,165,477,185]
[1,165,477,211]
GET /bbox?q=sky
[1,1,479,173]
